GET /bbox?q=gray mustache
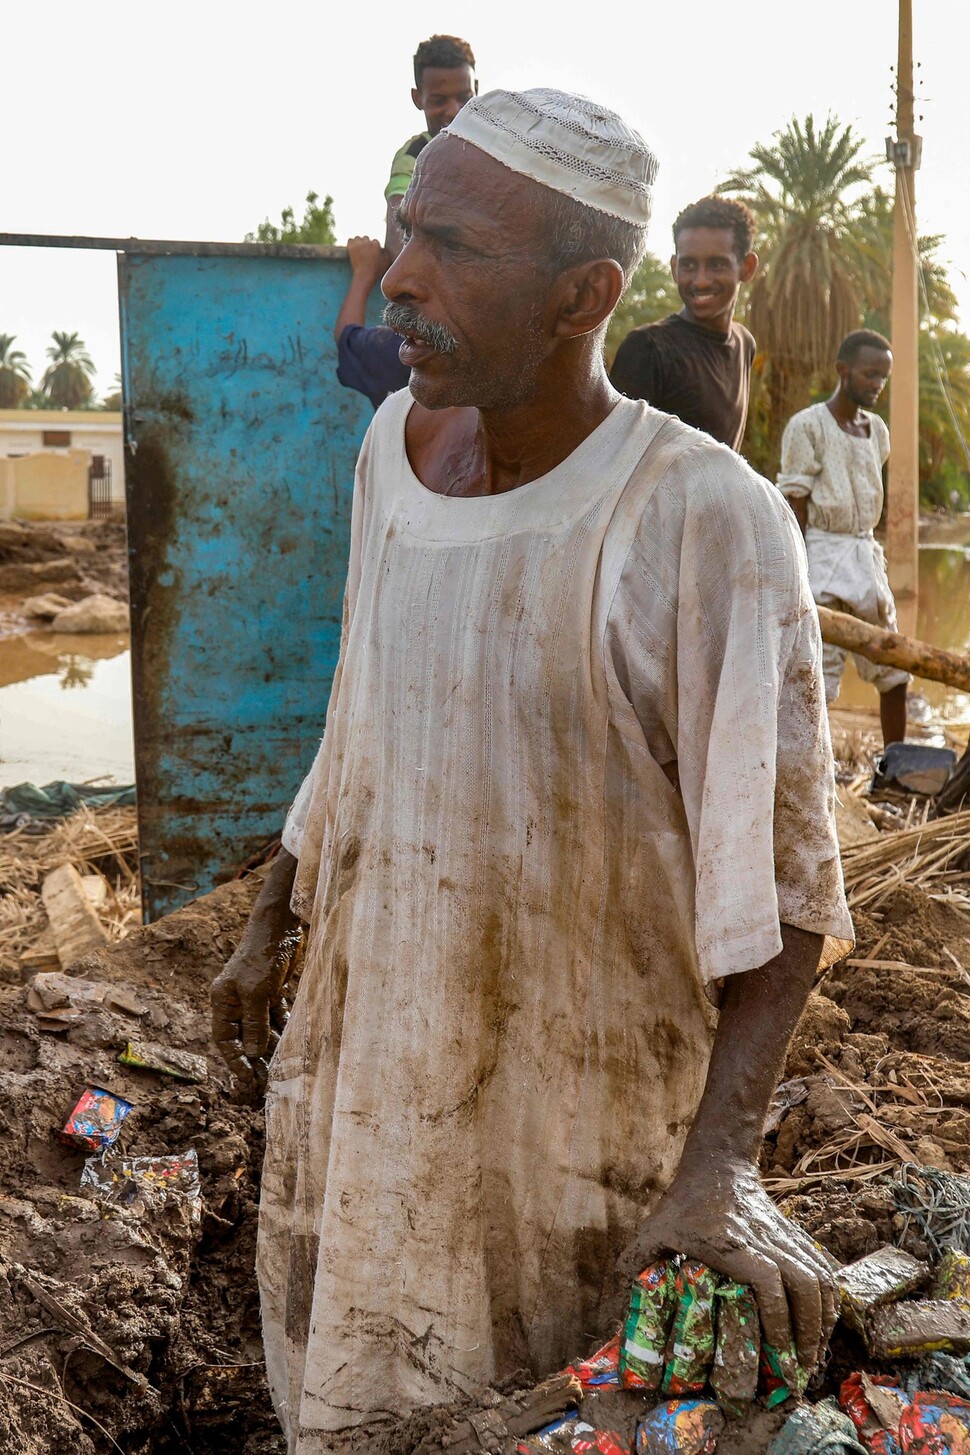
[383,302,458,355]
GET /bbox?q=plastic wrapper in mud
[570,1430,629,1455]
[710,1281,759,1418]
[81,1147,201,1220]
[60,1087,133,1151]
[768,1397,866,1454]
[840,1373,905,1455]
[933,1249,970,1303]
[119,1039,208,1083]
[837,1245,929,1336]
[621,1261,676,1392]
[516,1416,587,1454]
[635,1399,723,1454]
[662,1261,719,1396]
[566,1334,621,1388]
[898,1390,970,1450]
[758,1343,807,1409]
[867,1298,970,1359]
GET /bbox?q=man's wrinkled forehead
[406,135,546,239]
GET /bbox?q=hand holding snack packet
[620,1258,806,1419]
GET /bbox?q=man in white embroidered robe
[212,88,854,1455]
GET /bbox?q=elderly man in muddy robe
[211,88,854,1455]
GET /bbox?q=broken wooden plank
[40,864,109,968]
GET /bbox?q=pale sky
[3,0,967,395]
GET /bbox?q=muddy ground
[0,874,285,1455]
[2,774,970,1452]
[0,519,128,620]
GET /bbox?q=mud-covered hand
[619,1157,837,1380]
[211,848,300,1091]
[617,926,833,1379]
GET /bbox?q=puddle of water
[0,524,966,791]
[0,631,133,789]
[836,539,970,727]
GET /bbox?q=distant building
[0,409,124,520]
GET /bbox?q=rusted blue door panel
[118,251,375,920]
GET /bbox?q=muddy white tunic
[259,391,852,1454]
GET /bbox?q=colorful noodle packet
[899,1390,970,1450]
[710,1281,759,1417]
[662,1260,719,1396]
[620,1261,676,1392]
[570,1430,629,1455]
[61,1087,133,1152]
[932,1248,970,1303]
[839,1372,904,1455]
[566,1333,621,1388]
[635,1399,723,1455]
[758,1342,807,1409]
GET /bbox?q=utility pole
[885,0,921,637]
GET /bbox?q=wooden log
[817,605,970,693]
[41,864,109,969]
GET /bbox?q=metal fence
[88,458,113,519]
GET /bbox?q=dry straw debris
[0,805,139,975]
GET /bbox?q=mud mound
[823,959,970,1059]
[852,882,970,971]
[0,872,283,1454]
[0,520,128,609]
[73,876,262,1013]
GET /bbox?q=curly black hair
[838,329,892,364]
[673,196,756,261]
[413,35,476,87]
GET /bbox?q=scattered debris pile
[0,714,969,1452]
[0,805,139,979]
[0,869,282,1455]
[0,520,128,619]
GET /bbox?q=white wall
[0,411,125,506]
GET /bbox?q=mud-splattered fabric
[261,393,852,1454]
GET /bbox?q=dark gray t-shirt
[610,313,756,450]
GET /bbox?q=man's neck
[677,304,735,338]
[825,385,869,433]
[407,363,619,497]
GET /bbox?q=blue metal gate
[118,249,375,919]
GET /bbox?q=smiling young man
[611,195,758,450]
[212,90,852,1455]
[383,34,477,260]
[778,329,909,749]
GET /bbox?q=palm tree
[855,186,959,334]
[41,331,96,408]
[916,329,970,501]
[719,114,876,469]
[0,334,32,407]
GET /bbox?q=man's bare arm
[789,494,809,536]
[211,847,300,1086]
[620,924,836,1376]
[333,237,391,344]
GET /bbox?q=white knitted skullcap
[442,87,657,226]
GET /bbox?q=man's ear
[552,259,626,340]
[669,254,679,282]
[473,77,479,95]
[411,87,423,112]
[740,251,759,284]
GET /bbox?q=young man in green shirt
[384,34,477,258]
